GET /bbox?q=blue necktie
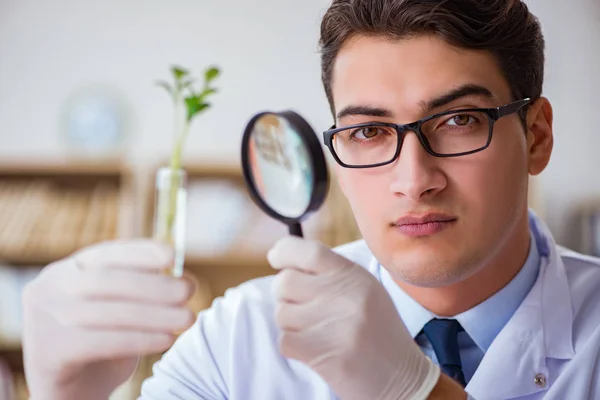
[421,319,467,387]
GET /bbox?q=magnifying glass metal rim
[241,110,329,232]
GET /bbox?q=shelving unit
[0,158,137,399]
[0,159,137,262]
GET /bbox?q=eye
[446,114,477,126]
[358,127,379,139]
[351,126,386,140]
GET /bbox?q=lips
[392,213,457,237]
[393,213,457,227]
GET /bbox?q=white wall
[0,0,599,246]
[0,0,333,162]
[526,0,600,247]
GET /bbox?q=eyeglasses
[322,98,531,168]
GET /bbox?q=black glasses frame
[322,98,531,169]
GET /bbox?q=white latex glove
[22,240,195,400]
[267,236,440,400]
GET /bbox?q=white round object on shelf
[60,84,130,154]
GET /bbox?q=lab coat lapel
[466,213,575,399]
[466,271,549,399]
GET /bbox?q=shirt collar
[378,227,541,352]
[454,230,540,351]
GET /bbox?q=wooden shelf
[184,253,274,298]
[1,250,82,268]
[0,341,21,352]
[185,253,271,271]
[0,346,23,372]
[0,159,136,266]
[0,158,127,176]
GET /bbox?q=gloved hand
[21,240,195,400]
[267,236,441,400]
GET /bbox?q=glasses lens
[332,125,398,166]
[421,111,491,155]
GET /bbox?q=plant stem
[164,121,189,244]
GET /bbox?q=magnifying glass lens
[241,111,328,237]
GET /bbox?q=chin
[379,242,485,288]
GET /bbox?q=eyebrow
[335,84,496,121]
[336,105,393,120]
[423,84,495,111]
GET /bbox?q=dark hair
[319,0,545,120]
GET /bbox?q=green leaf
[185,97,211,122]
[192,103,211,122]
[172,66,189,80]
[205,67,220,83]
[199,87,217,99]
[156,80,173,95]
[185,96,200,119]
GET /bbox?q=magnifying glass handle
[289,223,304,237]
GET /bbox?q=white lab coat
[139,211,600,399]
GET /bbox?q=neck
[396,210,531,317]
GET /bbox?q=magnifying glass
[241,111,329,237]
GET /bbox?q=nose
[389,131,447,202]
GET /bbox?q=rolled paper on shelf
[0,177,122,263]
[79,183,108,247]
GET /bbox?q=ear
[526,97,554,176]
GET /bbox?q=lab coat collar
[466,211,575,399]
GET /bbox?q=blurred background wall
[0,0,332,163]
[1,0,599,246]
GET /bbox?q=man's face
[330,35,534,287]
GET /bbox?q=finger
[73,239,174,271]
[55,301,196,333]
[64,330,176,364]
[279,320,342,363]
[267,236,354,275]
[68,268,194,306]
[275,301,323,332]
[273,268,323,304]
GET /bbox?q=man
[21,0,600,399]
